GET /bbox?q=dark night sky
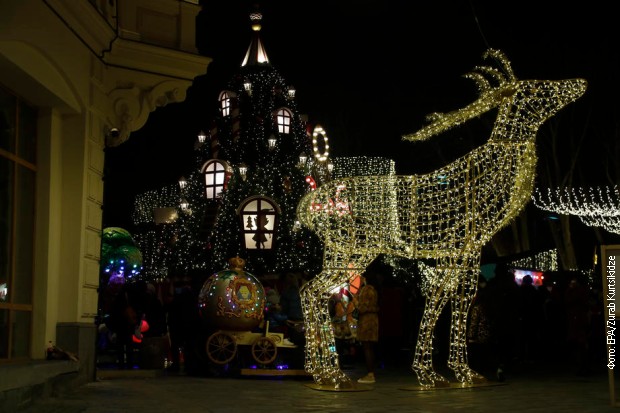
[104,0,619,241]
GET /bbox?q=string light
[532,186,620,235]
[508,248,559,272]
[297,49,587,388]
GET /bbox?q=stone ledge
[0,360,79,393]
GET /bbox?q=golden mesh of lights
[298,49,587,389]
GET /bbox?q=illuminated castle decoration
[532,186,620,235]
[129,9,396,282]
[296,49,587,389]
[189,8,324,275]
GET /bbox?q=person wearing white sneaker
[353,272,380,384]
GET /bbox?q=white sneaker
[282,338,296,346]
[357,374,375,384]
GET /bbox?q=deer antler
[403,48,517,142]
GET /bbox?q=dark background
[103,1,619,248]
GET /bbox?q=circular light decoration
[312,125,329,162]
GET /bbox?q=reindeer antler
[403,49,517,142]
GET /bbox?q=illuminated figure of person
[252,213,269,249]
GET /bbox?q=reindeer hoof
[412,365,449,388]
[452,366,486,384]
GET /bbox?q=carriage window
[237,196,279,250]
[201,159,230,199]
[276,108,292,134]
[219,91,232,117]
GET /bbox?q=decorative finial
[229,256,246,270]
[249,8,262,32]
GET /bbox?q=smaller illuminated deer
[297,49,587,388]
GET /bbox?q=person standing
[354,272,380,384]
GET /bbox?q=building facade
[0,0,210,409]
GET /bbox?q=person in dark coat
[108,284,140,368]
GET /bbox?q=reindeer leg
[411,276,451,388]
[447,257,485,384]
[300,275,323,379]
[301,268,352,388]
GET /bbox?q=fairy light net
[533,186,620,235]
[296,49,587,389]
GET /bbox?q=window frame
[200,159,231,200]
[219,91,232,117]
[0,85,36,362]
[275,107,292,134]
[236,196,281,250]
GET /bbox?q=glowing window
[276,108,292,134]
[201,160,230,199]
[237,196,280,250]
[219,91,231,117]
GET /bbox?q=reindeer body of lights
[296,49,587,389]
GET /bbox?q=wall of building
[0,0,211,409]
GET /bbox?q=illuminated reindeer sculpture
[297,49,586,389]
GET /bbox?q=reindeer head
[403,49,587,142]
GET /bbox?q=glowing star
[296,49,587,389]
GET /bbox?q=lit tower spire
[241,7,270,67]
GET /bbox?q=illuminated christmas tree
[132,8,326,279]
[130,8,396,282]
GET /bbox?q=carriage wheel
[206,331,237,365]
[251,336,277,365]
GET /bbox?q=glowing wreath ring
[312,125,329,162]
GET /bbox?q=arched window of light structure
[275,107,292,134]
[200,159,231,199]
[237,196,280,250]
[219,91,232,117]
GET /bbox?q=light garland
[297,49,587,389]
[508,248,559,272]
[532,186,620,235]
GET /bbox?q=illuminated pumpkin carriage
[198,257,296,366]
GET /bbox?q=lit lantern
[244,80,252,95]
[238,163,248,180]
[197,130,207,143]
[178,176,187,190]
[180,197,189,211]
[267,134,276,150]
[298,152,307,166]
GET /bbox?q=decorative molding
[103,38,210,81]
[106,79,189,146]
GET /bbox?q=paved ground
[20,358,620,413]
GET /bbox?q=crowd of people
[467,264,605,380]
[97,263,605,383]
[98,277,198,371]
